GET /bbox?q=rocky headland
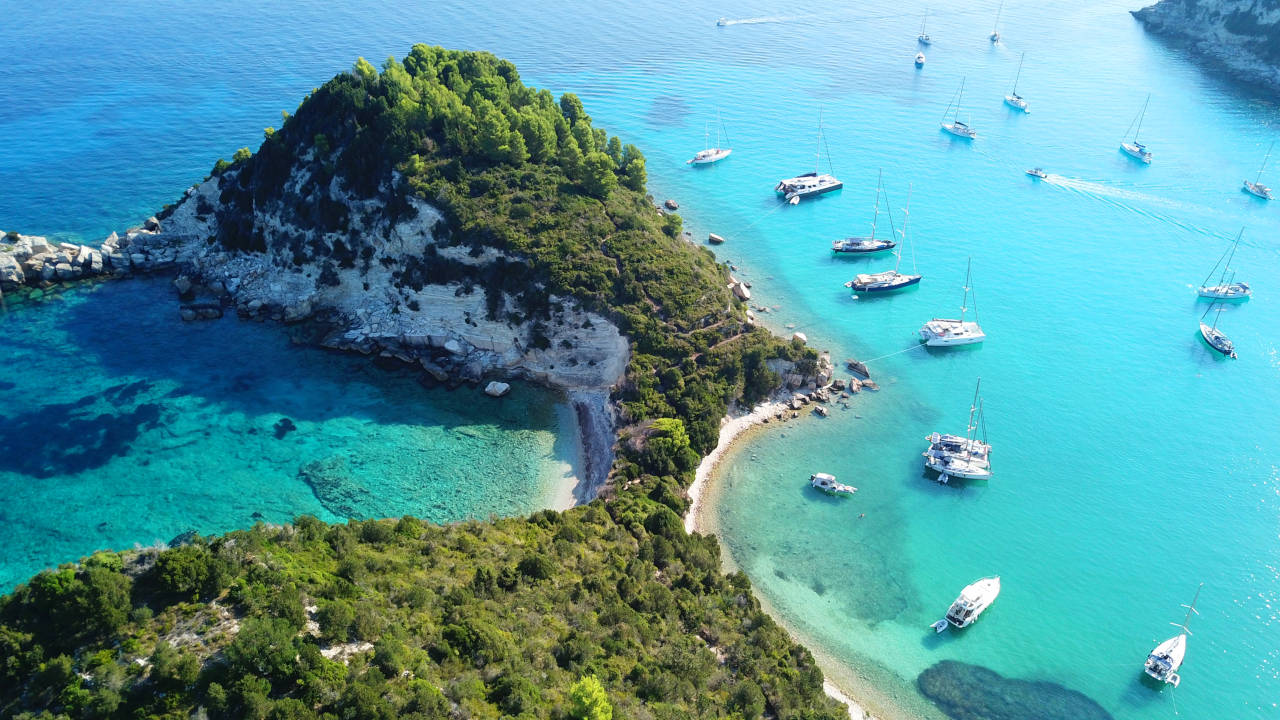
[1133,0,1280,90]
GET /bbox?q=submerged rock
[917,660,1113,720]
[273,417,297,439]
[483,381,510,397]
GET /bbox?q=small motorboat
[810,473,857,497]
[915,52,926,68]
[1026,167,1047,179]
[931,619,949,633]
[716,17,729,26]
[940,576,1001,629]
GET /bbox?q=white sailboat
[917,10,931,45]
[1199,304,1238,359]
[1121,94,1153,164]
[775,110,843,203]
[846,184,922,292]
[923,379,992,482]
[1243,140,1274,199]
[810,472,857,496]
[915,52,926,68]
[688,111,732,165]
[936,576,1001,631]
[833,169,896,254]
[1004,52,1029,113]
[1197,228,1251,300]
[989,0,1003,43]
[941,78,977,139]
[1144,583,1202,688]
[919,258,985,346]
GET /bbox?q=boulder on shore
[484,381,511,398]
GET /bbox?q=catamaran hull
[921,332,985,347]
[777,183,844,200]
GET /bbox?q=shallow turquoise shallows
[3,0,1280,718]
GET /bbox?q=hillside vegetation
[1,510,846,720]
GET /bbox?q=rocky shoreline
[1132,0,1280,92]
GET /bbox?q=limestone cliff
[1133,0,1280,90]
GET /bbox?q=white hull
[1145,634,1187,686]
[942,121,977,139]
[1004,94,1029,113]
[920,319,985,346]
[924,455,992,480]
[690,148,732,165]
[943,576,1001,629]
[810,473,857,496]
[1197,284,1251,300]
[1121,142,1152,163]
[1243,180,1272,199]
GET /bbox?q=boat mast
[966,379,982,450]
[1257,141,1274,184]
[960,257,972,324]
[1012,52,1024,95]
[955,78,966,123]
[869,169,883,240]
[1220,228,1243,286]
[815,109,824,174]
[1172,583,1203,634]
[895,183,914,273]
[1134,94,1150,143]
[920,10,927,35]
[703,120,710,152]
[992,1,1003,36]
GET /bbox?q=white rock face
[1133,0,1280,90]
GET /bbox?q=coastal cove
[3,2,1280,720]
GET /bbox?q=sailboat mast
[955,78,966,123]
[960,257,972,323]
[1257,141,1274,184]
[870,169,882,240]
[1219,229,1243,285]
[1134,94,1150,142]
[815,109,823,174]
[921,10,927,35]
[895,183,913,273]
[992,1,1003,35]
[967,378,982,447]
[1012,52,1024,94]
[1174,583,1204,633]
[703,121,710,152]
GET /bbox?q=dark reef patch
[645,94,692,127]
[0,388,163,478]
[917,660,1114,720]
[273,417,297,439]
[299,455,371,520]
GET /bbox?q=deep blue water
[4,1,1280,719]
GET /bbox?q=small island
[0,46,848,720]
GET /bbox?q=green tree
[620,144,648,192]
[569,675,612,720]
[352,56,378,84]
[581,151,617,199]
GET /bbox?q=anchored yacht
[1199,306,1237,359]
[776,111,842,203]
[915,52,926,68]
[917,10,931,45]
[1243,141,1274,199]
[941,78,977,139]
[1197,229,1251,300]
[846,184,921,292]
[1144,584,1202,688]
[938,576,1001,630]
[1003,52,1030,113]
[810,473,857,497]
[919,258,984,346]
[688,111,732,165]
[1121,94,1153,164]
[923,379,991,482]
[833,170,896,255]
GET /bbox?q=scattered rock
[273,417,297,439]
[143,216,161,232]
[484,381,511,397]
[792,332,808,344]
[173,275,193,296]
[708,232,725,245]
[664,199,679,210]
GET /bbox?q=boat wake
[1042,176,1215,235]
[717,15,801,26]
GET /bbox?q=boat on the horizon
[915,52,926,68]
[989,0,1003,43]
[833,169,897,255]
[1243,140,1274,200]
[1026,167,1047,178]
[810,472,857,496]
[919,258,984,346]
[688,111,732,165]
[941,78,977,140]
[1144,583,1202,688]
[776,111,842,203]
[1197,228,1251,300]
[937,576,1001,631]
[1199,305,1237,358]
[917,10,931,45]
[1003,51,1030,113]
[1121,94,1153,164]
[846,184,921,291]
[923,379,991,483]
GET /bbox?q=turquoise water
[4,0,1280,717]
[0,279,576,590]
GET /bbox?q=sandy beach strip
[684,400,785,534]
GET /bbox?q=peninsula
[0,46,846,720]
[1133,0,1280,91]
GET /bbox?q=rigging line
[857,343,926,364]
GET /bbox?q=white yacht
[1026,167,1047,179]
[846,184,921,292]
[1003,52,1029,113]
[1243,141,1274,200]
[776,112,842,203]
[941,78,977,139]
[989,1,1003,43]
[917,10,931,45]
[1144,584,1202,688]
[915,52,926,68]
[1197,229,1251,300]
[1199,306,1237,359]
[810,472,857,496]
[1121,94,1153,164]
[833,170,896,255]
[938,576,1001,630]
[923,379,991,483]
[919,258,984,346]
[688,112,732,165]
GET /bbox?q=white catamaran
[775,111,843,203]
[832,169,896,254]
[1144,583,1202,688]
[1004,51,1029,113]
[935,576,1001,631]
[1121,94,1153,164]
[917,10,931,45]
[1197,228,1251,300]
[846,184,922,292]
[923,379,991,483]
[688,112,732,165]
[1243,140,1274,200]
[941,78,977,140]
[919,258,985,346]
